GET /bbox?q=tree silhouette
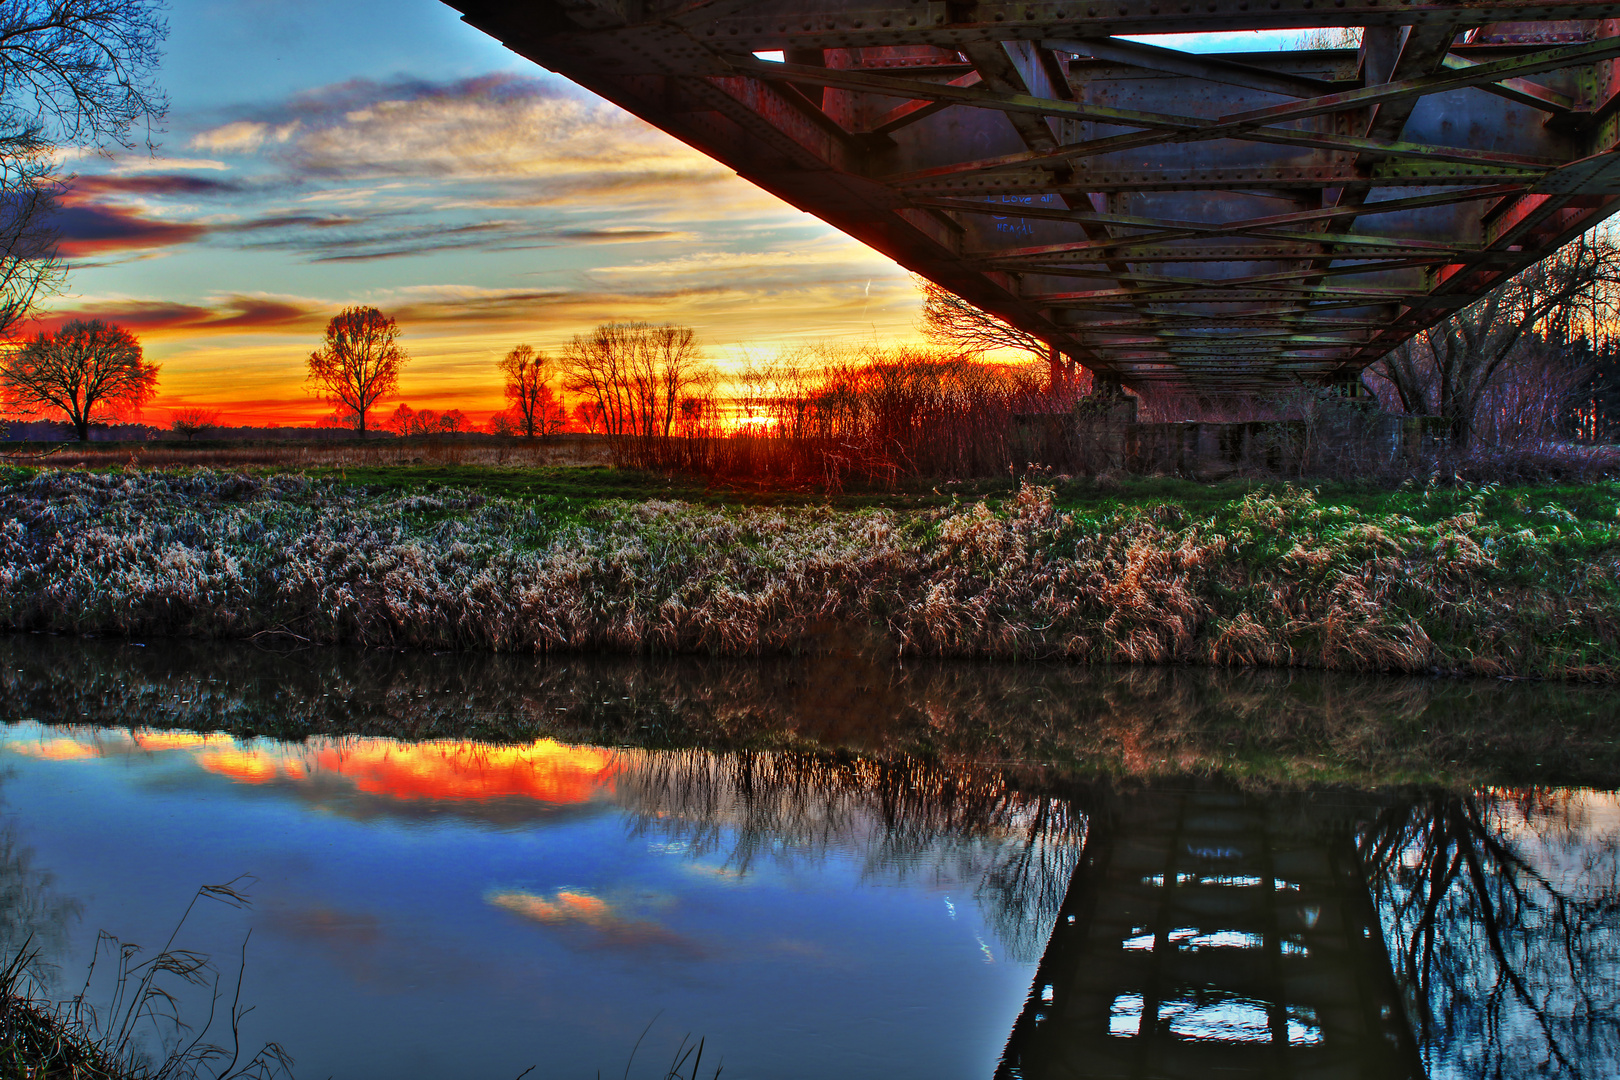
[499,344,562,438]
[306,306,407,437]
[168,407,220,441]
[1,319,156,439]
[0,1,169,341]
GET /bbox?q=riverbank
[1,467,1617,680]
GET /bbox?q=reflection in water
[50,728,621,812]
[1361,791,1620,1080]
[996,791,1421,1080]
[4,633,1620,790]
[0,634,1618,1077]
[614,749,1086,962]
[0,801,80,987]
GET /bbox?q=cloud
[246,219,684,263]
[190,120,301,154]
[67,174,245,198]
[487,888,703,956]
[58,75,789,266]
[29,293,326,336]
[187,74,735,203]
[107,156,231,173]
[54,203,210,256]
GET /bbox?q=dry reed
[0,469,1615,680]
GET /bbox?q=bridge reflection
[998,791,1418,1079]
[998,787,1619,1079]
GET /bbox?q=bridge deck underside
[446,1,1620,392]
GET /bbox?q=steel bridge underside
[445,0,1620,392]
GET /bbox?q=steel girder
[442,0,1620,391]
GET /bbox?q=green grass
[277,461,1620,523]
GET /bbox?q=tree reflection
[613,749,1086,961]
[1359,790,1620,1079]
[0,797,81,988]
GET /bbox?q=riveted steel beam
[445,0,1620,391]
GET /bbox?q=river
[0,634,1615,1079]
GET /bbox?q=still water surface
[0,635,1616,1079]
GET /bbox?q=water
[0,635,1616,1079]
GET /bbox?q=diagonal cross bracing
[442,0,1620,392]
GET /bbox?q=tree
[499,344,564,438]
[387,403,417,437]
[918,279,1047,359]
[0,318,156,439]
[437,408,467,435]
[169,407,221,441]
[1366,228,1620,445]
[306,306,407,437]
[0,2,169,342]
[916,278,1085,392]
[572,400,602,434]
[559,323,709,446]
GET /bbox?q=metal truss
[442,0,1620,391]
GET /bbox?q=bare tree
[168,407,220,441]
[918,278,1047,359]
[499,343,563,438]
[1,318,156,439]
[305,306,407,437]
[386,403,416,437]
[437,408,467,435]
[572,400,602,434]
[1360,790,1620,1078]
[1366,228,1620,445]
[0,2,169,341]
[917,277,1088,392]
[0,1,168,149]
[0,150,63,340]
[559,323,710,458]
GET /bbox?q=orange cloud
[8,738,101,761]
[26,295,324,337]
[174,735,623,806]
[487,888,700,954]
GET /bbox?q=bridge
[444,1,1620,392]
[995,788,1421,1080]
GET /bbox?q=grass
[0,881,291,1080]
[0,465,1617,681]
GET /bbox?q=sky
[41,3,1306,427]
[40,0,928,426]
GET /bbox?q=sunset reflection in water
[16,728,624,806]
[0,719,1043,1080]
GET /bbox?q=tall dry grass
[0,469,1615,680]
[638,344,1084,484]
[0,434,615,471]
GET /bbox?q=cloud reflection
[5,728,622,810]
[487,888,702,956]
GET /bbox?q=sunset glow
[13,728,623,806]
[33,0,927,428]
